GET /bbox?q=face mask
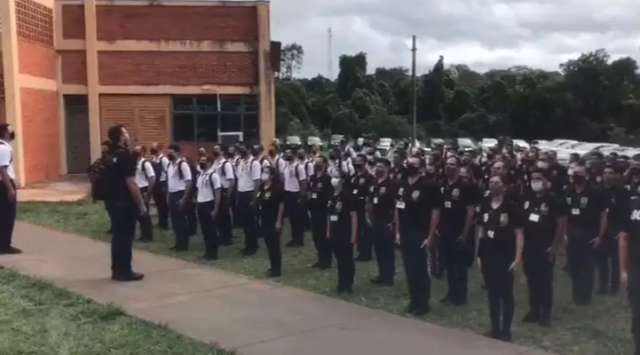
[331,178,341,188]
[573,175,586,185]
[167,153,177,162]
[531,180,544,192]
[374,168,385,179]
[314,164,323,172]
[199,163,207,170]
[489,186,503,197]
[8,132,15,141]
[354,163,365,171]
[406,166,419,176]
[261,173,270,182]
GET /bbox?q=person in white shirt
[133,146,156,242]
[282,149,308,247]
[196,154,222,260]
[166,144,193,251]
[235,145,262,255]
[0,123,20,254]
[328,148,355,179]
[150,143,170,230]
[212,145,236,245]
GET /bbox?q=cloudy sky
[270,0,640,78]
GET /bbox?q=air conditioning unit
[219,132,243,145]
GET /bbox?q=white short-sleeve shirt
[167,158,192,193]
[283,161,307,192]
[135,159,156,188]
[236,158,261,192]
[0,140,16,181]
[213,158,235,189]
[156,154,170,182]
[197,169,221,203]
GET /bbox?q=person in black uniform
[477,175,524,342]
[565,165,608,305]
[619,190,640,355]
[352,155,374,262]
[308,156,333,269]
[439,156,476,306]
[395,156,442,316]
[389,150,406,183]
[257,165,286,277]
[521,168,567,326]
[327,170,358,294]
[369,158,398,286]
[597,164,628,295]
[106,125,146,281]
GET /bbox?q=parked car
[330,134,345,147]
[285,136,302,149]
[376,137,393,153]
[306,136,323,148]
[481,138,498,152]
[457,138,478,152]
[512,139,530,151]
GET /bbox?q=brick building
[0,0,276,187]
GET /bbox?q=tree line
[276,45,640,144]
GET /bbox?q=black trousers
[331,235,355,290]
[594,233,620,293]
[237,191,258,252]
[285,192,305,245]
[484,255,515,336]
[442,234,470,305]
[197,201,219,255]
[110,202,136,275]
[186,199,197,237]
[0,182,17,250]
[310,209,331,267]
[372,222,395,282]
[400,228,430,310]
[523,249,554,319]
[630,268,640,355]
[217,190,233,244]
[104,199,115,232]
[567,229,596,305]
[169,191,190,250]
[356,209,372,259]
[261,219,281,274]
[137,187,154,241]
[152,181,169,229]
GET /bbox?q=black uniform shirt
[605,185,630,233]
[328,189,356,239]
[110,147,136,207]
[307,174,332,211]
[371,177,398,225]
[389,166,406,183]
[257,183,285,225]
[439,179,475,237]
[521,191,566,251]
[396,176,443,232]
[565,184,607,234]
[619,195,640,268]
[478,197,523,259]
[350,172,374,211]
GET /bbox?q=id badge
[373,197,379,205]
[487,230,495,239]
[529,213,540,223]
[396,201,406,209]
[311,192,318,199]
[330,215,339,222]
[444,201,452,209]
[571,208,581,216]
[353,189,359,195]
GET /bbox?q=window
[172,95,258,143]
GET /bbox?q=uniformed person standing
[395,156,442,316]
[565,165,608,305]
[439,157,476,306]
[150,143,170,230]
[196,155,222,260]
[327,170,358,294]
[257,166,286,277]
[283,149,307,247]
[105,125,146,281]
[235,146,261,256]
[521,169,566,326]
[618,191,640,355]
[166,144,194,252]
[369,158,398,286]
[477,175,524,341]
[308,156,333,269]
[352,155,374,262]
[0,123,20,255]
[133,146,156,242]
[213,145,236,246]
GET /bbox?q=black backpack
[87,153,114,201]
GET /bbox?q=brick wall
[21,88,60,184]
[62,5,85,39]
[61,51,87,85]
[18,40,57,79]
[16,0,53,46]
[98,52,258,86]
[96,5,258,42]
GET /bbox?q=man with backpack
[88,141,115,234]
[236,145,262,256]
[150,143,170,230]
[166,144,193,251]
[213,145,236,246]
[283,149,307,247]
[133,145,156,242]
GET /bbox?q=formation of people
[90,126,638,351]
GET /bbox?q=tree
[419,56,447,122]
[280,43,305,80]
[336,52,368,101]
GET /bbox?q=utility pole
[411,35,417,146]
[328,28,334,79]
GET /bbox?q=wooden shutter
[100,95,170,147]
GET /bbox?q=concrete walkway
[18,175,89,202]
[1,222,549,355]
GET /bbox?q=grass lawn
[0,268,230,355]
[18,200,634,355]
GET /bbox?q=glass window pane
[173,96,195,112]
[196,114,218,142]
[173,113,195,141]
[195,96,219,114]
[244,113,258,131]
[220,113,242,132]
[220,95,244,112]
[244,95,259,113]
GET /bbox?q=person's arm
[0,167,15,202]
[298,165,307,196]
[212,188,222,220]
[510,227,525,271]
[458,205,475,243]
[350,210,358,245]
[276,201,286,232]
[592,209,608,248]
[225,163,235,196]
[126,177,146,215]
[144,162,156,199]
[550,216,567,259]
[619,231,629,290]
[394,207,400,245]
[251,161,261,203]
[423,208,440,248]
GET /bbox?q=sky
[270,0,640,78]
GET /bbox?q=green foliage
[280,43,304,80]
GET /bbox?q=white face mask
[531,180,545,192]
[261,173,270,182]
[331,178,341,188]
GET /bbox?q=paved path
[1,222,549,355]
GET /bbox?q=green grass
[18,200,634,355]
[0,268,231,355]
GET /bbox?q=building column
[0,0,26,187]
[257,3,275,149]
[84,0,101,161]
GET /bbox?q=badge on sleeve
[311,192,318,199]
[330,215,339,222]
[452,188,460,199]
[529,213,540,223]
[336,201,343,212]
[380,186,386,195]
[444,201,452,209]
[440,187,445,194]
[580,197,589,208]
[318,182,323,189]
[373,197,379,205]
[265,191,271,199]
[571,208,581,216]
[487,230,495,239]
[411,190,421,201]
[499,213,509,226]
[566,197,572,205]
[524,201,530,210]
[631,210,640,221]
[396,201,406,209]
[483,213,489,223]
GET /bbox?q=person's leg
[442,239,456,302]
[169,192,189,251]
[567,234,582,304]
[289,193,304,246]
[103,200,115,233]
[111,205,136,276]
[153,182,169,229]
[412,234,430,313]
[218,191,233,245]
[333,237,346,291]
[198,202,217,258]
[594,243,609,294]
[540,256,554,325]
[0,183,17,251]
[629,269,640,355]
[311,211,323,264]
[485,263,500,338]
[263,223,281,275]
[400,237,416,311]
[356,210,372,261]
[453,247,469,305]
[383,225,396,283]
[345,239,355,290]
[244,193,258,252]
[502,269,515,340]
[610,236,620,294]
[523,253,540,319]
